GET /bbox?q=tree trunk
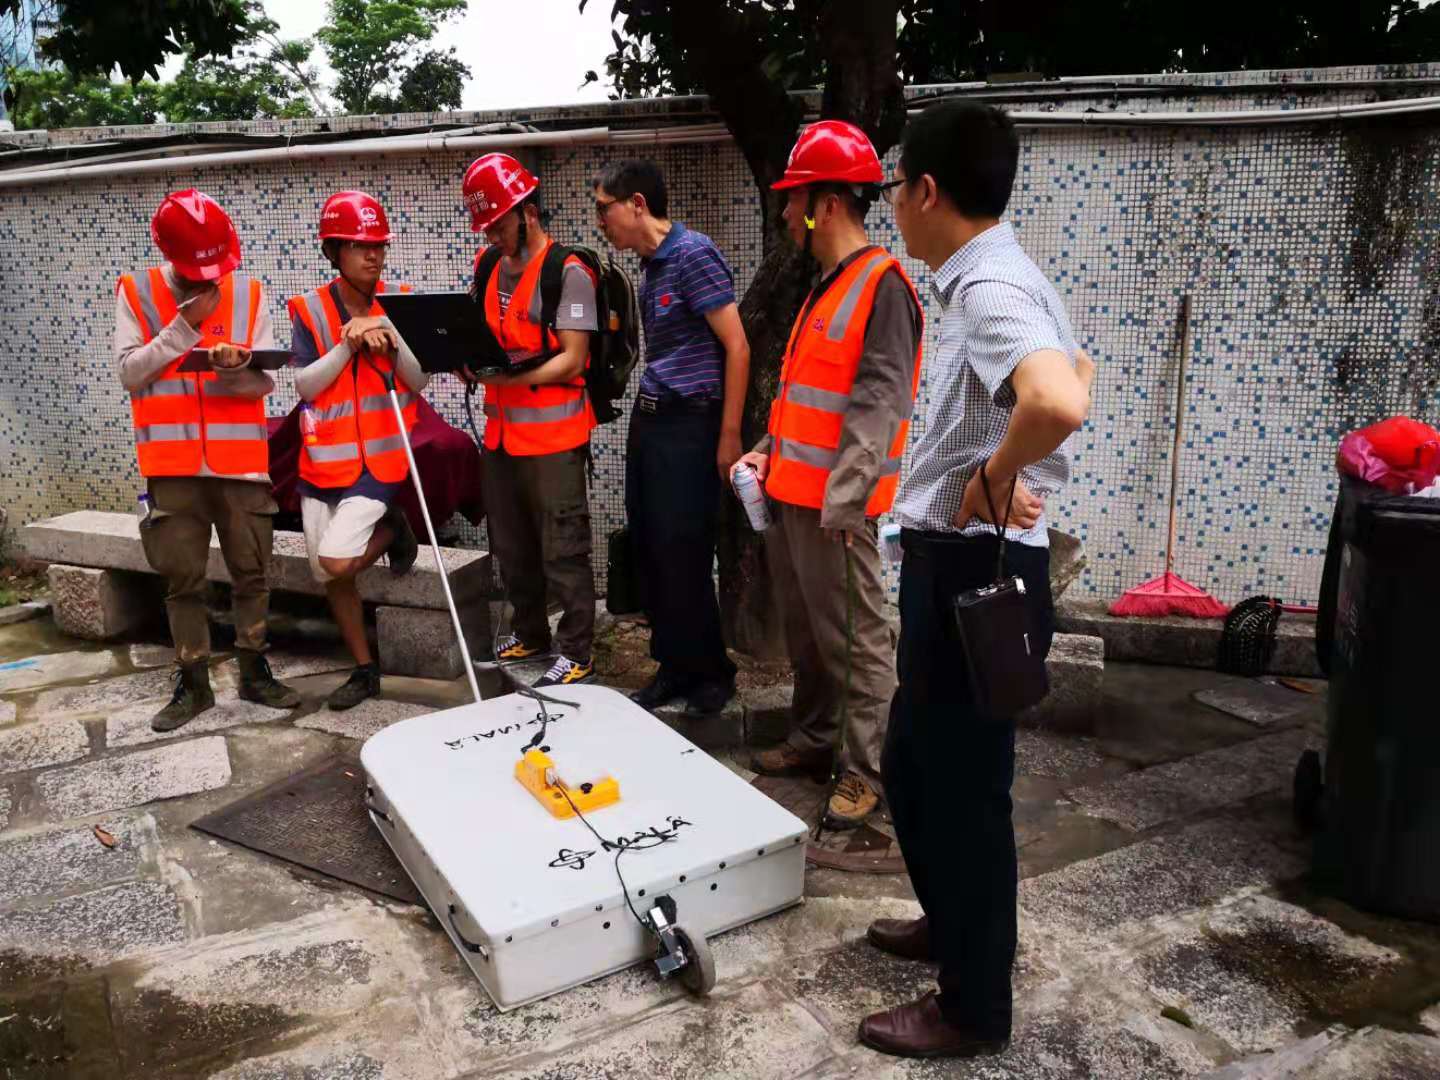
[641,0,905,656]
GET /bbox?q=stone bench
[1056,596,1322,677]
[21,510,494,680]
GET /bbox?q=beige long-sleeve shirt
[754,248,924,532]
[115,264,277,483]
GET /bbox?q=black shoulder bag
[950,464,1050,719]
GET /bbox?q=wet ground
[1,607,1438,1079]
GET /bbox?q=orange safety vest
[287,279,418,488]
[478,241,596,456]
[765,246,923,516]
[119,267,268,478]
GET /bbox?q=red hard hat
[319,190,392,243]
[151,189,241,281]
[462,153,538,232]
[771,120,884,190]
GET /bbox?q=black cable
[557,783,671,936]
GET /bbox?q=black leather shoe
[859,992,1009,1059]
[629,671,694,711]
[685,679,736,715]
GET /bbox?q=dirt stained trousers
[139,476,277,663]
[765,502,895,790]
[481,444,596,661]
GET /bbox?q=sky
[231,0,619,112]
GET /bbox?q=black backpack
[471,244,639,424]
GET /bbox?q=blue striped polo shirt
[639,223,736,400]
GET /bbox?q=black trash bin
[1311,475,1440,923]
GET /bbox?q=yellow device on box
[515,749,620,819]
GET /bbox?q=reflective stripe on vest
[764,248,923,516]
[288,279,418,487]
[123,267,269,478]
[479,242,595,456]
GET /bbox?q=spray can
[136,493,155,530]
[730,463,772,532]
[299,402,319,447]
[880,522,903,564]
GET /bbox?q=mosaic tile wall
[3,64,1439,608]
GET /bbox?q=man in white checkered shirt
[858,102,1095,1061]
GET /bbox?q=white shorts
[302,495,389,582]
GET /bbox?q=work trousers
[882,529,1054,1040]
[624,405,736,685]
[139,476,277,663]
[766,502,895,791]
[482,443,595,662]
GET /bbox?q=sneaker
[685,679,736,715]
[236,650,302,710]
[629,670,694,711]
[151,661,216,733]
[496,634,550,662]
[328,663,381,711]
[383,504,418,576]
[825,771,880,829]
[534,656,596,688]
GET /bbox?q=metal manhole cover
[191,753,421,905]
[751,773,907,875]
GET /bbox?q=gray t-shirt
[496,256,599,332]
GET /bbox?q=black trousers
[625,404,736,684]
[882,529,1054,1039]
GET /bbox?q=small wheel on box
[672,923,716,997]
[1294,748,1324,832]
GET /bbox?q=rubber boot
[151,661,216,733]
[236,649,302,709]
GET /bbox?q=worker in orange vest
[460,153,598,688]
[117,189,302,733]
[288,191,426,710]
[736,122,924,828]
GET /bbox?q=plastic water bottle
[136,493,155,530]
[730,463,772,532]
[299,402,318,447]
[880,522,903,564]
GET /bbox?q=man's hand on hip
[952,466,1044,532]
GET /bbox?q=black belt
[635,391,722,416]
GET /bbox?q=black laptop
[376,291,548,378]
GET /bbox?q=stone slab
[1068,728,1312,832]
[0,599,50,627]
[0,880,186,962]
[31,665,188,717]
[129,643,176,668]
[487,978,834,1080]
[0,714,91,774]
[1133,894,1401,1054]
[740,683,795,745]
[0,649,120,693]
[0,699,14,726]
[1020,818,1307,936]
[1194,681,1310,727]
[1285,1027,1440,1080]
[376,603,491,680]
[1057,597,1322,677]
[651,696,745,749]
[47,563,156,640]
[0,816,151,906]
[107,695,290,749]
[1016,729,1109,781]
[295,698,432,741]
[0,787,10,831]
[34,736,232,820]
[1022,632,1105,733]
[22,510,494,610]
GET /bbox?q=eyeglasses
[878,179,908,205]
[594,197,621,219]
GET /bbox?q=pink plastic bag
[1337,416,1440,493]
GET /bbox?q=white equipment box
[361,685,807,1010]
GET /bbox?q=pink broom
[1111,295,1229,619]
